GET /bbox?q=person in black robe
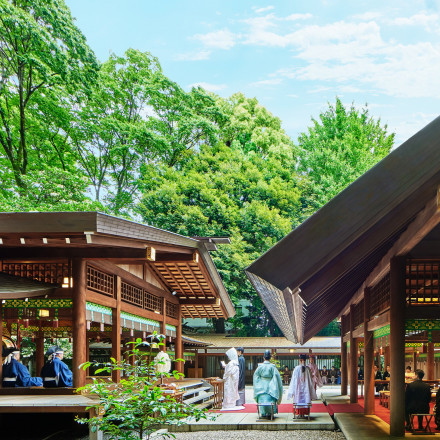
[40,346,73,387]
[2,347,43,387]
[236,347,246,406]
[374,364,383,392]
[405,369,432,430]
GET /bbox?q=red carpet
[211,403,327,413]
[358,397,440,433]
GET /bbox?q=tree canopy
[0,0,396,337]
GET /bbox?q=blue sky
[66,0,440,145]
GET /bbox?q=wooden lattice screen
[0,262,70,285]
[166,301,178,319]
[407,260,440,304]
[87,265,115,297]
[370,273,390,318]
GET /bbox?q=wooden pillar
[0,301,3,388]
[350,305,358,403]
[390,256,406,437]
[35,333,45,376]
[341,315,348,395]
[72,258,87,388]
[195,350,199,378]
[112,276,122,383]
[86,336,90,363]
[129,337,136,367]
[427,342,435,380]
[160,300,166,352]
[175,304,184,374]
[364,288,375,415]
[412,351,417,371]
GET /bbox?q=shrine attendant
[308,355,323,390]
[221,348,244,410]
[288,354,317,412]
[41,346,73,387]
[2,347,43,387]
[253,350,283,418]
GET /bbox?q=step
[182,386,211,397]
[185,391,214,405]
[195,399,214,410]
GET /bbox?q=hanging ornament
[69,337,72,343]
[96,335,101,342]
[51,336,54,343]
[53,319,59,328]
[31,335,35,342]
[23,319,29,329]
[100,322,104,332]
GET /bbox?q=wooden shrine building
[0,212,235,388]
[247,115,440,436]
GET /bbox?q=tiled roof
[190,335,340,349]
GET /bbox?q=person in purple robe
[2,347,43,387]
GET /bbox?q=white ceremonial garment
[221,348,243,410]
[287,365,317,404]
[308,362,323,388]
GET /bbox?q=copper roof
[192,335,340,349]
[247,115,440,342]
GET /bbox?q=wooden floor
[0,394,98,412]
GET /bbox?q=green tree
[217,92,294,157]
[138,141,302,336]
[0,0,98,202]
[298,98,394,220]
[77,333,211,440]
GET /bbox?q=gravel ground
[172,431,345,440]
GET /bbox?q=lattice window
[407,260,440,305]
[370,273,390,317]
[144,291,163,314]
[166,301,178,319]
[1,262,70,285]
[121,281,143,307]
[86,266,115,297]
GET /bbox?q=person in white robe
[288,354,317,410]
[308,355,323,391]
[221,347,245,410]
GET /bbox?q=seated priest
[2,347,43,387]
[405,369,431,431]
[41,346,73,387]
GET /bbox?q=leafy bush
[77,332,212,439]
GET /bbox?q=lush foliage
[138,140,302,336]
[0,0,395,337]
[77,333,211,440]
[298,98,394,220]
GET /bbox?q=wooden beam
[367,312,390,331]
[342,195,440,315]
[154,252,199,263]
[352,327,364,338]
[406,306,440,319]
[0,247,149,259]
[179,298,220,306]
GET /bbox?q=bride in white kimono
[221,348,245,410]
[288,354,317,414]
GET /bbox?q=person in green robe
[253,350,283,418]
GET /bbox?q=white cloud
[351,12,383,21]
[188,82,227,92]
[250,78,283,87]
[254,6,275,14]
[176,50,211,61]
[284,13,313,21]
[387,12,439,28]
[192,29,237,49]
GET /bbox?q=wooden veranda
[0,212,235,389]
[247,115,440,436]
